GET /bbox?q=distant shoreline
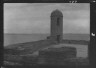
[4,34,90,46]
[4,33,90,35]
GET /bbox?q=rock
[4,54,23,62]
[4,61,22,66]
[38,46,77,65]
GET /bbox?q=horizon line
[4,33,90,35]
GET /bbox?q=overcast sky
[4,3,90,34]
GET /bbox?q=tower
[48,9,63,43]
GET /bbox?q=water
[4,34,89,46]
[4,34,89,58]
[4,34,49,46]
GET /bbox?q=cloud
[4,3,90,34]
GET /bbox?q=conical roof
[51,9,63,17]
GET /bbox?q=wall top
[51,9,63,17]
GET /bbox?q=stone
[38,47,77,65]
[47,9,63,43]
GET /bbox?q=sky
[4,3,90,34]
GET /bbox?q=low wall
[62,40,89,45]
[38,47,77,65]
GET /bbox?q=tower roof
[51,9,63,17]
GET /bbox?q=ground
[4,39,89,67]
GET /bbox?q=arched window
[57,17,60,26]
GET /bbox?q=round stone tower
[48,9,63,43]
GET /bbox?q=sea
[4,33,90,46]
[4,33,90,57]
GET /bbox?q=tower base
[47,36,62,43]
